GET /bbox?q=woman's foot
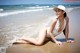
[14,39,29,44]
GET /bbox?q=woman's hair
[64,12,67,18]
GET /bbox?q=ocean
[0,4,79,17]
[0,4,80,53]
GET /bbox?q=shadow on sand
[56,38,75,42]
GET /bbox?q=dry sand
[6,36,80,53]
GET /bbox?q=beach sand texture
[6,40,80,53]
[6,7,80,53]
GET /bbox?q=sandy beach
[6,7,80,53]
[0,5,80,53]
[6,39,80,53]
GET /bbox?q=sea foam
[0,9,43,17]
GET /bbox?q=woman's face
[55,9,64,18]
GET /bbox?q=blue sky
[0,0,80,5]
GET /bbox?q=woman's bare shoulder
[65,16,69,21]
[65,16,69,24]
[50,17,58,28]
[52,16,58,22]
[52,17,58,24]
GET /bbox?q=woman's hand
[55,41,63,45]
[67,40,75,43]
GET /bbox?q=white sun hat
[54,5,66,11]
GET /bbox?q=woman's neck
[58,16,64,21]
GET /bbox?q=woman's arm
[65,16,69,41]
[47,18,57,42]
[64,17,75,43]
[47,18,62,45]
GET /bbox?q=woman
[14,5,74,45]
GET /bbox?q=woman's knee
[35,27,47,46]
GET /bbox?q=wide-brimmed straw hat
[54,5,66,12]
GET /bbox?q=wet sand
[6,36,80,53]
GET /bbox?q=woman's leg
[14,39,29,44]
[16,28,47,45]
[24,28,47,45]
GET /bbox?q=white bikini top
[53,17,66,35]
[55,18,66,30]
[46,16,66,35]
